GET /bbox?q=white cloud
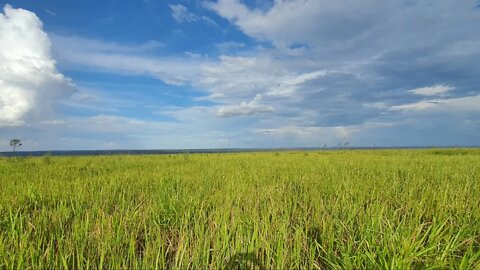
[51,35,163,53]
[197,55,290,100]
[252,124,361,147]
[200,15,218,27]
[205,0,395,47]
[442,95,480,111]
[215,41,245,52]
[390,101,442,111]
[170,4,198,23]
[170,4,218,26]
[196,55,330,102]
[44,9,56,16]
[408,85,454,96]
[206,0,480,63]
[0,5,75,126]
[254,128,280,135]
[390,95,480,112]
[40,119,65,125]
[216,94,273,117]
[267,70,327,97]
[52,35,204,86]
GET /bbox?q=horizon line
[1,146,479,157]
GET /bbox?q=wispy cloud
[170,4,197,23]
[170,4,218,26]
[215,41,245,52]
[51,35,163,53]
[408,85,454,96]
[44,9,56,16]
[216,94,274,117]
[391,95,480,112]
[52,35,204,86]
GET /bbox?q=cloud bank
[2,1,480,150]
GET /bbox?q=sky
[0,0,479,151]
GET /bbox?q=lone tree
[10,139,22,152]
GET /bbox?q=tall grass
[0,149,479,269]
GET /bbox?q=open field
[0,149,479,269]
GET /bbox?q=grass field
[0,149,479,269]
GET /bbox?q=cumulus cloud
[0,4,75,126]
[216,94,273,117]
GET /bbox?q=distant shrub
[43,152,53,165]
[428,149,474,156]
[182,151,190,161]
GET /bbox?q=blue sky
[0,0,479,151]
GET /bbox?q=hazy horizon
[2,146,479,156]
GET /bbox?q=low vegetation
[0,149,479,269]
